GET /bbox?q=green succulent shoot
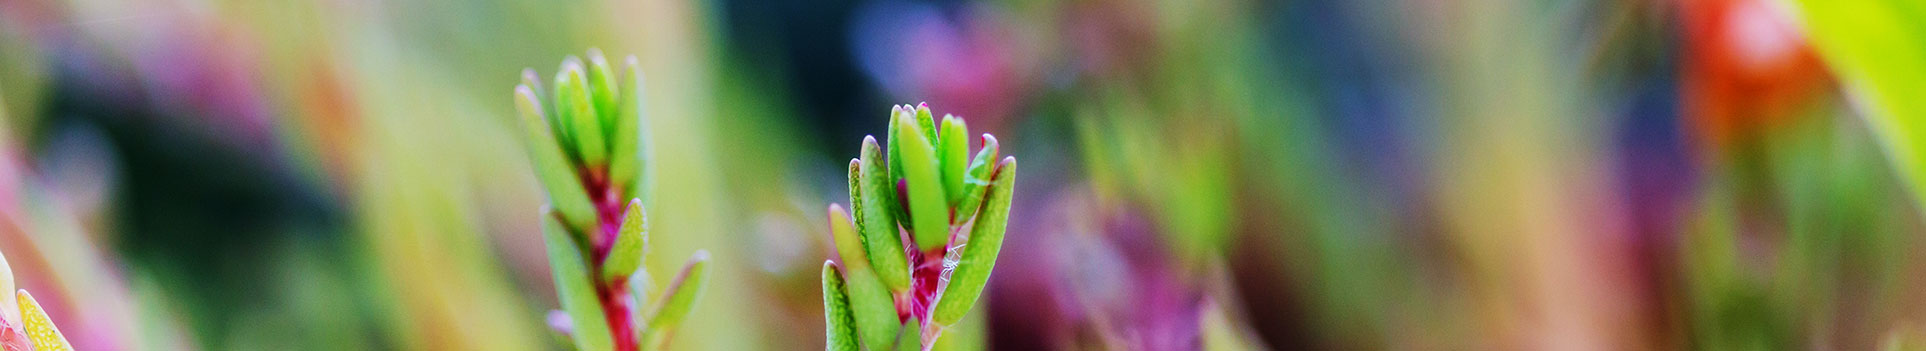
[514,48,708,351]
[823,103,1016,351]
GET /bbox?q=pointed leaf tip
[828,204,866,267]
[639,250,710,350]
[914,103,938,141]
[520,68,546,100]
[603,198,648,282]
[954,134,1000,223]
[648,250,711,332]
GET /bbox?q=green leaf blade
[517,86,598,235]
[938,116,970,206]
[952,134,999,224]
[822,262,861,351]
[932,158,1015,326]
[542,209,612,351]
[602,199,648,283]
[557,60,608,167]
[914,103,938,144]
[886,105,910,197]
[646,251,711,336]
[608,56,647,199]
[831,205,905,351]
[585,48,621,132]
[897,111,950,252]
[855,140,911,292]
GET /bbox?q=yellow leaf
[16,290,71,351]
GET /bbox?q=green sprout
[513,48,708,351]
[823,103,1016,351]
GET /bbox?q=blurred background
[0,0,1923,349]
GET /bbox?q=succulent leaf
[608,56,647,198]
[932,158,1015,326]
[938,115,970,206]
[543,210,612,351]
[886,106,909,198]
[603,199,649,283]
[822,262,861,351]
[557,60,608,167]
[855,139,911,292]
[914,104,938,144]
[15,291,68,351]
[585,48,621,131]
[831,205,905,351]
[521,69,551,119]
[644,250,711,348]
[517,86,600,236]
[952,134,998,224]
[896,111,950,252]
[550,57,584,159]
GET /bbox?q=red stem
[582,165,641,351]
[599,279,639,351]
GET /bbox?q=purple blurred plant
[513,49,709,351]
[822,104,1016,351]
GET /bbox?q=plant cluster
[822,104,1016,351]
[513,49,709,351]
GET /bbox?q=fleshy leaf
[822,262,861,351]
[603,198,648,283]
[543,209,612,351]
[608,56,647,199]
[549,57,584,159]
[584,48,621,131]
[830,204,904,351]
[517,86,599,237]
[896,110,950,252]
[854,139,911,292]
[556,59,608,167]
[914,103,938,145]
[521,69,552,121]
[932,158,1015,326]
[17,291,69,351]
[952,134,999,224]
[643,251,710,350]
[886,105,911,194]
[938,115,970,206]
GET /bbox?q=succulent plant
[513,48,709,351]
[822,103,1016,351]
